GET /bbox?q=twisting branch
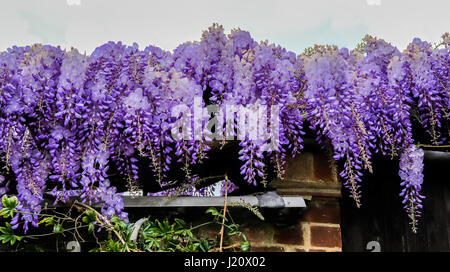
[209,243,241,252]
[73,201,132,252]
[218,174,229,252]
[416,143,450,149]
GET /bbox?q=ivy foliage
[0,195,252,252]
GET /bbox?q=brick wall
[238,198,342,252]
[197,151,343,252]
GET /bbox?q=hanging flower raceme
[77,42,124,203]
[399,144,425,233]
[404,38,448,144]
[48,49,87,202]
[304,48,370,207]
[357,36,402,158]
[0,46,30,173]
[386,54,415,150]
[430,42,450,129]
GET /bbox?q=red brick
[284,153,314,182]
[303,200,341,224]
[313,152,337,183]
[324,248,342,252]
[241,225,274,244]
[273,225,304,245]
[310,226,342,248]
[251,246,285,252]
[309,248,327,252]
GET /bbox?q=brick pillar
[196,150,343,252]
[255,151,343,252]
[300,198,342,251]
[237,199,342,252]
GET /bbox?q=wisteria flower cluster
[0,25,448,232]
[399,144,425,233]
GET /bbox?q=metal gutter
[121,191,306,208]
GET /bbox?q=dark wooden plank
[378,158,407,252]
[444,167,450,249]
[422,154,450,251]
[340,192,365,251]
[341,152,450,252]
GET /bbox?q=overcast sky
[0,0,449,54]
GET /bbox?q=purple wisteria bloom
[399,145,425,233]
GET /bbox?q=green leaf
[88,223,95,233]
[103,239,123,252]
[174,218,186,228]
[205,207,227,221]
[53,224,63,233]
[0,223,21,246]
[145,237,161,249]
[0,234,11,244]
[0,195,19,218]
[183,243,199,252]
[38,216,54,227]
[110,216,121,225]
[205,207,219,216]
[198,238,212,252]
[240,240,250,252]
[184,230,193,238]
[228,223,239,230]
[158,219,172,233]
[82,210,96,224]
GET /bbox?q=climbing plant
[0,24,448,232]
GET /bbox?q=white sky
[0,0,449,54]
